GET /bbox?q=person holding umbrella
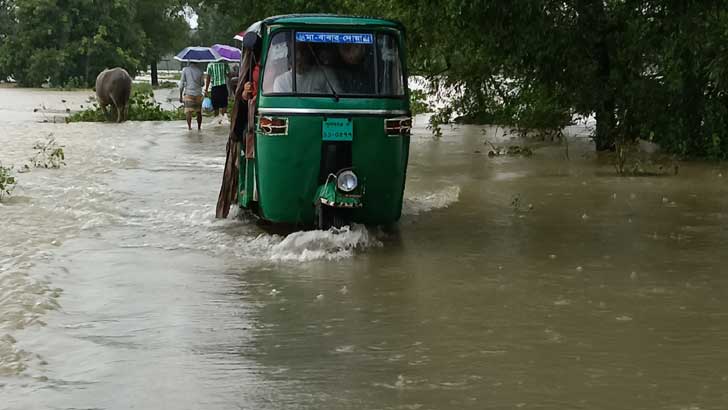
[175,46,223,130]
[179,62,205,130]
[205,44,242,123]
[204,59,230,122]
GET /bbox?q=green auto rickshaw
[234,14,411,229]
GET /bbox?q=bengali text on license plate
[322,118,353,141]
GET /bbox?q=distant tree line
[0,0,188,87]
[3,0,728,158]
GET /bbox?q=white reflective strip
[258,108,409,116]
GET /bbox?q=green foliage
[409,89,430,116]
[30,136,66,169]
[6,0,728,158]
[127,90,186,121]
[0,0,144,86]
[0,163,16,200]
[67,90,184,122]
[0,0,186,87]
[132,82,154,96]
[0,0,15,81]
[135,0,188,68]
[66,104,107,122]
[39,76,89,90]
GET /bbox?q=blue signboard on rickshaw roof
[295,32,374,44]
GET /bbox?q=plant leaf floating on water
[487,144,534,158]
[0,163,17,200]
[30,135,66,169]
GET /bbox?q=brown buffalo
[95,68,132,122]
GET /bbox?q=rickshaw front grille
[319,141,352,183]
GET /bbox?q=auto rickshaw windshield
[261,31,405,97]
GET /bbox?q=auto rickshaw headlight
[336,170,358,192]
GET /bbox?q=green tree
[189,0,350,47]
[180,1,728,157]
[0,0,17,81]
[136,0,188,86]
[0,0,145,86]
[0,0,190,87]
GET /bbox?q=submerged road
[1,87,728,409]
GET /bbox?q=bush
[30,136,66,168]
[410,89,431,115]
[0,163,16,201]
[132,82,153,96]
[427,78,571,140]
[49,76,87,90]
[67,89,184,122]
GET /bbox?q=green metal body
[239,15,410,226]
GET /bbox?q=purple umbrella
[212,44,241,62]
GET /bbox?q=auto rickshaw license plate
[322,118,353,141]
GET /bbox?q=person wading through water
[179,62,205,130]
[204,60,231,123]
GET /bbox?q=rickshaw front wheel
[316,202,349,230]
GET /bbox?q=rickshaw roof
[261,14,404,30]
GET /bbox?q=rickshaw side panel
[255,116,322,224]
[351,117,409,224]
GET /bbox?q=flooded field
[1,87,728,409]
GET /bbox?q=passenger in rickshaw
[272,42,340,94]
[336,43,372,94]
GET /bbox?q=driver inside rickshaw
[273,42,340,94]
[336,43,370,93]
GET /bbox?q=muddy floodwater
[1,87,728,410]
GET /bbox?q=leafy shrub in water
[67,89,184,122]
[132,83,153,96]
[31,136,66,168]
[127,90,186,121]
[410,89,431,116]
[0,163,16,201]
[427,78,571,140]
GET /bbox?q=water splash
[402,186,460,216]
[265,225,382,262]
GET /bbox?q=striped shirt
[206,62,229,87]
